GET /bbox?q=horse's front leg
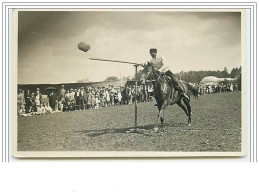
[153,102,168,132]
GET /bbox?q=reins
[146,64,162,83]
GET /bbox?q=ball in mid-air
[78,42,91,52]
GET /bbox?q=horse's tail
[187,83,199,99]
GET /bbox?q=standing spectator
[30,92,36,112]
[17,89,25,116]
[110,91,115,106]
[34,88,42,106]
[114,90,118,105]
[75,88,81,110]
[99,89,105,108]
[24,89,32,113]
[86,88,92,109]
[123,85,130,105]
[90,89,96,109]
[105,88,110,107]
[53,100,59,112]
[117,88,122,105]
[230,83,234,92]
[59,85,66,101]
[69,88,75,111]
[48,90,57,109]
[80,87,87,110]
[64,90,70,111]
[95,95,100,109]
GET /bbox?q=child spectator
[45,103,53,114]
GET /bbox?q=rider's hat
[149,48,157,53]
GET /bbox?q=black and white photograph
[13,9,245,157]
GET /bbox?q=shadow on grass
[76,124,156,137]
[76,122,189,137]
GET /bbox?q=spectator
[17,89,25,116]
[36,103,45,115]
[105,88,110,107]
[59,85,66,101]
[110,91,115,106]
[118,89,122,105]
[91,89,96,109]
[86,88,92,109]
[75,88,81,110]
[64,90,70,111]
[48,90,57,109]
[53,100,59,112]
[80,87,87,110]
[45,103,53,114]
[25,89,32,113]
[95,95,100,109]
[69,88,75,111]
[35,88,42,106]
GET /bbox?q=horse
[140,62,198,132]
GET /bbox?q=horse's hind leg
[177,101,189,116]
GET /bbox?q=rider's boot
[165,70,190,101]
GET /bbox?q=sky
[18,11,241,84]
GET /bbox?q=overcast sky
[18,11,241,84]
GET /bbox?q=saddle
[164,75,180,91]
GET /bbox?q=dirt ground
[17,91,241,152]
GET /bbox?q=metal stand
[88,58,146,133]
[126,64,146,133]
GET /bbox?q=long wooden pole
[90,58,141,66]
[90,57,142,132]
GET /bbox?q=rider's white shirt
[149,56,169,73]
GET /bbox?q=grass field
[17,91,241,152]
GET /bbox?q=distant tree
[222,67,229,78]
[105,76,119,81]
[230,68,238,78]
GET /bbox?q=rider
[145,48,189,100]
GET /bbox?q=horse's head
[140,62,154,85]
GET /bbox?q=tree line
[78,67,241,85]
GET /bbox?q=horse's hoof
[188,123,192,130]
[153,127,159,132]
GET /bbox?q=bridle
[142,63,162,83]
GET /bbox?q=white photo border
[1,2,257,161]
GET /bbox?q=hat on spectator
[149,48,157,53]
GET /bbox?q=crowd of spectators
[197,83,239,95]
[17,82,240,116]
[17,84,154,116]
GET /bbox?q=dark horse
[140,62,198,132]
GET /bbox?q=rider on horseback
[146,48,189,100]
